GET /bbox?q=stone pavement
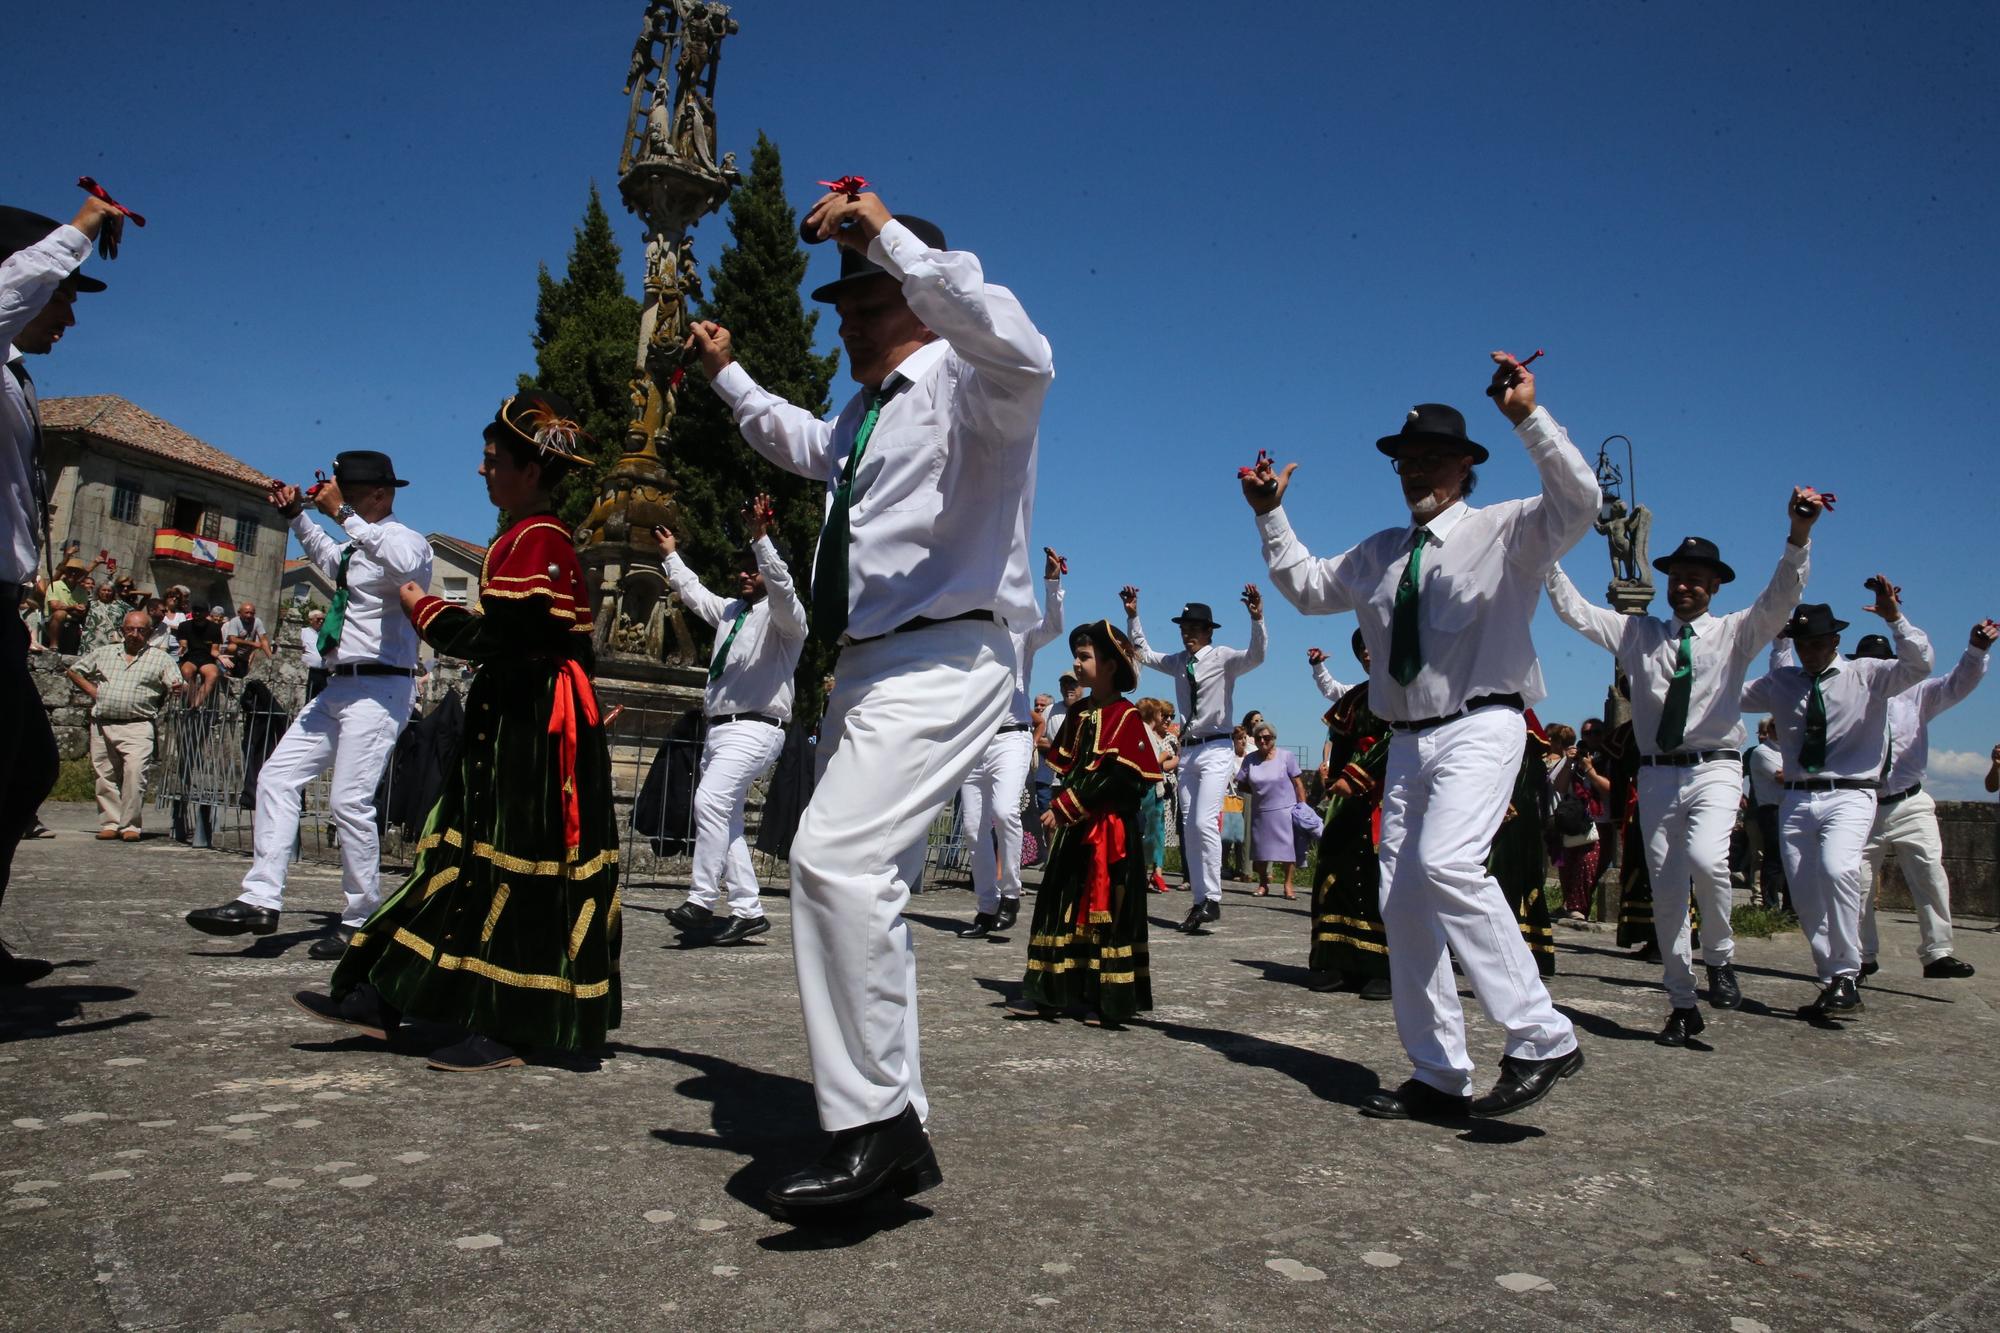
[4,799,1999,1332]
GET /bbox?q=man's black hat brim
[1374,431,1490,466]
[809,215,947,304]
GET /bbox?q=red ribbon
[817,175,869,198]
[1076,811,1127,930]
[76,177,146,226]
[547,659,601,852]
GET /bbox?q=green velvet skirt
[1022,808,1152,1021]
[333,658,622,1051]
[1490,812,1556,977]
[1308,793,1389,981]
[1615,817,1655,948]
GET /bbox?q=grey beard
[1406,492,1448,520]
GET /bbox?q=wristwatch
[335,503,357,523]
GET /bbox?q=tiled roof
[40,395,271,490]
[428,532,489,567]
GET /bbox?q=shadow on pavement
[1556,1004,1657,1044]
[0,980,152,1042]
[1129,1016,1378,1109]
[1231,957,1320,988]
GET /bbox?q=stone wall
[1876,800,1998,918]
[28,651,94,760]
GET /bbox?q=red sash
[1077,811,1126,929]
[547,659,601,852]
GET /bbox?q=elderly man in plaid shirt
[66,608,183,840]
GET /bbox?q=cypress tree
[671,131,841,722]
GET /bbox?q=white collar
[1409,499,1472,543]
[881,340,947,392]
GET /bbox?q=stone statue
[1594,438,1654,614]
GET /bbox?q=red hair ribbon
[547,659,602,852]
[817,176,869,198]
[76,177,146,226]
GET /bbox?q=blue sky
[14,1,2000,793]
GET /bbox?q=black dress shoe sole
[767,1142,943,1214]
[290,992,392,1042]
[1470,1050,1585,1118]
[306,935,353,961]
[1359,1094,1471,1122]
[712,920,772,946]
[187,911,279,938]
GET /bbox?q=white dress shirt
[299,625,324,670]
[710,220,1054,642]
[1741,618,1934,780]
[1258,406,1598,722]
[1311,658,1350,703]
[2,223,93,584]
[1746,742,1785,806]
[1127,614,1267,740]
[290,510,433,670]
[1882,643,1989,793]
[663,535,807,722]
[1034,700,1069,786]
[1544,539,1809,754]
[1004,576,1065,725]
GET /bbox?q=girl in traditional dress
[293,391,620,1072]
[1307,630,1393,998]
[1010,620,1161,1028]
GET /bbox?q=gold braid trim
[413,828,465,854]
[1314,932,1387,953]
[479,883,511,943]
[468,841,619,878]
[387,927,609,999]
[422,865,460,900]
[568,900,597,961]
[607,886,623,929]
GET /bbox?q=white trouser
[1778,787,1876,984]
[792,620,1011,1132]
[1636,759,1742,1008]
[687,718,786,919]
[959,726,1035,914]
[1178,738,1236,905]
[1858,790,1954,964]
[1378,707,1576,1097]
[239,674,414,927]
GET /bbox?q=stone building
[426,532,487,610]
[39,395,287,614]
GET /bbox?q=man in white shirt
[186,452,434,960]
[1741,587,1932,1020]
[1744,718,1789,912]
[1542,494,1821,1044]
[0,195,123,987]
[960,547,1065,939]
[657,497,807,947]
[1248,353,1593,1121]
[1852,618,1995,980]
[687,188,1051,1212]
[1123,586,1267,932]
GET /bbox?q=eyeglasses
[1388,451,1466,476]
[1255,733,1276,743]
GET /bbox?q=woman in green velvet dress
[1307,631,1393,998]
[293,391,620,1071]
[1488,714,1557,977]
[1011,620,1161,1028]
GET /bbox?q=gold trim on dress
[568,900,597,960]
[387,926,609,999]
[422,864,460,900]
[479,883,511,943]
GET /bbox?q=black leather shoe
[1307,970,1345,993]
[1178,906,1204,934]
[711,915,771,946]
[666,901,714,932]
[1637,941,1663,964]
[994,898,1021,932]
[1824,976,1863,1017]
[1656,1007,1706,1047]
[186,900,280,937]
[427,1033,525,1072]
[1705,963,1742,1010]
[1470,1047,1585,1117]
[765,1104,942,1213]
[1860,959,1880,978]
[306,927,356,961]
[1358,977,1392,1001]
[1202,900,1221,923]
[291,983,400,1041]
[1359,1078,1472,1121]
[0,942,54,987]
[959,912,998,939]
[1923,956,1975,979]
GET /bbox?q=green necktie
[1389,526,1430,687]
[317,546,354,656]
[709,609,748,682]
[1655,624,1694,751]
[1184,655,1201,724]
[810,389,887,643]
[1800,669,1830,773]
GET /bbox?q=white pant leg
[1858,805,1890,962]
[1782,789,1875,983]
[688,720,785,918]
[789,621,1012,1132]
[988,729,1033,903]
[326,678,414,927]
[958,734,1002,914]
[1179,741,1233,905]
[1638,767,1700,1009]
[1683,762,1741,968]
[1874,793,1954,963]
[1378,709,1576,1097]
[240,693,341,912]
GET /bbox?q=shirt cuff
[711,360,758,413]
[46,224,92,268]
[1256,505,1298,548]
[868,218,927,280]
[1512,404,1558,447]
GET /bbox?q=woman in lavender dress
[1237,724,1307,899]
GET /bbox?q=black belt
[843,609,994,647]
[1879,783,1922,807]
[1784,778,1878,792]
[329,662,417,677]
[1183,732,1233,747]
[708,712,781,729]
[998,721,1033,734]
[1639,750,1742,767]
[1388,693,1524,733]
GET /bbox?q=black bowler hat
[1376,403,1489,465]
[1652,535,1737,584]
[1849,633,1894,660]
[1068,619,1139,693]
[1780,602,1848,639]
[1170,601,1219,629]
[809,215,947,304]
[333,450,409,488]
[0,206,107,292]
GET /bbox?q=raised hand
[653,524,678,558]
[742,494,777,543]
[1488,350,1537,424]
[685,321,735,378]
[311,478,346,519]
[801,190,893,251]
[1789,485,1830,540]
[1119,584,1139,616]
[1306,646,1326,665]
[1242,584,1263,620]
[1043,547,1067,580]
[1239,454,1296,515]
[266,481,303,517]
[1862,573,1903,620]
[1972,619,1998,651]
